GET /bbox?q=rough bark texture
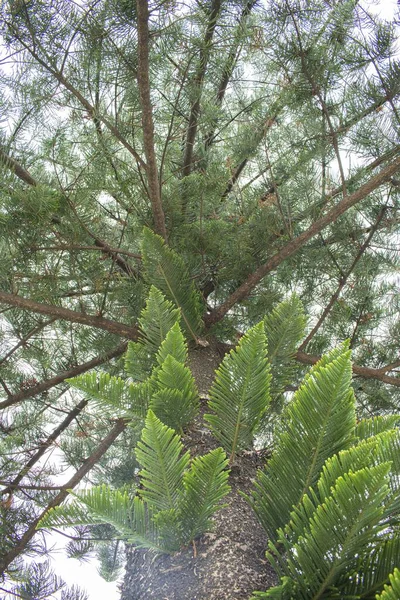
[119,344,277,600]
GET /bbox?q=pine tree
[0,0,399,598]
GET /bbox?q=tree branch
[0,342,127,409]
[205,155,400,326]
[0,147,37,186]
[295,351,400,388]
[136,0,168,241]
[182,0,222,178]
[0,291,138,340]
[0,418,126,576]
[298,205,388,350]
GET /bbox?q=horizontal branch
[0,418,127,576]
[205,154,400,326]
[0,291,139,340]
[0,147,37,186]
[296,351,400,388]
[0,342,127,409]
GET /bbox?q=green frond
[343,538,400,598]
[152,509,182,552]
[355,415,400,440]
[150,354,199,431]
[267,464,391,599]
[37,501,99,530]
[376,569,400,600]
[38,485,134,538]
[135,410,190,512]
[205,322,270,463]
[124,286,181,380]
[67,371,150,417]
[141,228,204,342]
[178,447,230,544]
[249,344,356,540]
[155,322,188,366]
[264,295,306,399]
[139,286,181,354]
[124,342,155,382]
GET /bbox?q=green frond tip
[249,343,356,541]
[150,354,199,431]
[264,294,306,399]
[67,371,150,417]
[205,322,270,463]
[179,447,230,544]
[125,286,181,380]
[156,322,188,366]
[376,569,400,600]
[141,227,204,342]
[135,410,190,512]
[355,414,400,440]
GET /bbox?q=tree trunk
[119,344,277,600]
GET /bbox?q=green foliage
[205,322,271,463]
[257,464,391,599]
[125,286,181,381]
[39,411,230,554]
[249,343,356,541]
[264,295,306,400]
[376,569,400,600]
[150,354,199,432]
[141,228,204,342]
[135,410,190,511]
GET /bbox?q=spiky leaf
[141,228,203,341]
[205,322,270,463]
[135,410,190,512]
[156,321,188,366]
[261,464,391,599]
[264,295,306,399]
[376,569,400,600]
[249,343,356,540]
[179,447,230,543]
[150,355,199,431]
[355,415,400,440]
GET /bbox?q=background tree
[0,0,399,597]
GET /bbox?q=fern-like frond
[249,343,356,540]
[67,372,150,417]
[179,448,230,544]
[125,286,181,380]
[205,322,270,463]
[265,464,391,599]
[264,295,306,400]
[38,501,99,530]
[150,354,199,432]
[38,485,134,539]
[342,538,400,598]
[376,569,400,600]
[141,228,204,341]
[355,415,400,440]
[155,321,188,366]
[135,410,190,512]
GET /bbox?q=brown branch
[298,205,388,350]
[295,351,400,388]
[0,147,37,186]
[0,291,139,340]
[136,0,167,240]
[204,0,257,150]
[205,154,400,326]
[0,418,126,576]
[30,244,142,260]
[182,0,222,178]
[1,399,88,496]
[0,342,127,409]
